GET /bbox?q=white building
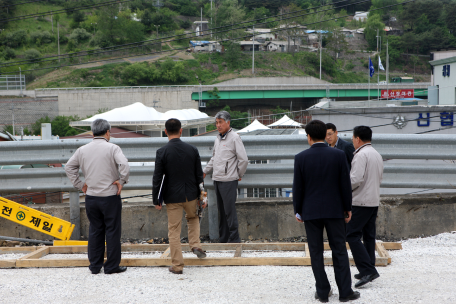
[354,11,368,21]
[429,56,456,105]
[245,28,276,40]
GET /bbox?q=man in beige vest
[65,119,130,275]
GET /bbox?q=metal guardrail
[1,133,455,239]
[33,82,431,92]
[1,134,456,166]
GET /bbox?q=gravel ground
[1,233,456,303]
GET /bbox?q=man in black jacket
[326,123,355,169]
[153,118,207,274]
[293,120,360,303]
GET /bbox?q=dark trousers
[214,180,241,243]
[305,218,353,299]
[85,194,122,274]
[346,206,379,277]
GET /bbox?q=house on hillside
[189,40,222,52]
[264,41,298,52]
[239,41,263,51]
[193,21,209,36]
[245,28,276,40]
[354,11,368,21]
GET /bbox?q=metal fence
[0,75,26,91]
[1,134,456,239]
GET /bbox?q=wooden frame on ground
[0,242,401,268]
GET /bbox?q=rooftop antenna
[153,0,164,10]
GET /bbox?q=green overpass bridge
[191,83,429,101]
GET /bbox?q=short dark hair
[165,118,181,135]
[305,120,327,141]
[326,123,337,132]
[353,126,372,142]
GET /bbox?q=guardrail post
[69,191,81,240]
[207,189,219,240]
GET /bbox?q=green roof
[429,56,456,66]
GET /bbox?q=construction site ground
[1,232,455,303]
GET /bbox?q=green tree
[365,14,385,50]
[224,41,242,69]
[325,29,349,60]
[220,105,248,129]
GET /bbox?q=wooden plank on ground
[383,242,402,250]
[234,245,242,257]
[50,246,87,254]
[305,243,310,258]
[0,246,37,253]
[376,243,391,264]
[324,257,388,267]
[0,259,16,268]
[17,259,90,268]
[160,247,170,259]
[19,246,50,260]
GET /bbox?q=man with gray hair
[65,119,130,275]
[203,111,248,243]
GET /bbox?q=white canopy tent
[267,115,302,128]
[70,102,213,128]
[69,102,214,137]
[237,119,270,133]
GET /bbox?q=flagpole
[368,56,371,106]
[377,29,379,101]
[386,38,389,101]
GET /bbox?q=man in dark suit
[293,120,360,303]
[326,123,355,169]
[153,118,207,275]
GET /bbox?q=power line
[3,0,416,74]
[1,0,360,68]
[1,0,385,72]
[0,0,133,23]
[0,0,42,8]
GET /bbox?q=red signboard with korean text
[381,89,414,99]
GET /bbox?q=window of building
[190,128,198,136]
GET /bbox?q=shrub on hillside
[30,31,53,45]
[3,47,16,60]
[69,28,92,44]
[2,30,27,48]
[24,49,41,62]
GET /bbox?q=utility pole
[57,22,60,62]
[210,0,213,38]
[201,7,203,36]
[51,14,53,33]
[154,25,161,51]
[319,31,322,80]
[252,25,255,76]
[19,67,22,97]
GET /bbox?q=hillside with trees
[0,0,455,87]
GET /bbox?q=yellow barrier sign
[0,197,75,240]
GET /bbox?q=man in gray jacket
[346,126,383,288]
[203,111,248,243]
[65,119,130,275]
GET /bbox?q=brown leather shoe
[192,247,207,259]
[168,266,183,274]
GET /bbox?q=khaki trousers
[166,199,201,271]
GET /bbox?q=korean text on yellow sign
[0,197,75,240]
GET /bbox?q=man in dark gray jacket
[203,111,248,243]
[326,123,355,169]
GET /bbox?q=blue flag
[369,57,375,77]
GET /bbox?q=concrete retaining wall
[1,194,455,241]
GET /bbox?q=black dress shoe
[90,268,101,275]
[355,273,380,288]
[339,291,360,302]
[105,266,127,274]
[354,273,362,280]
[314,289,332,303]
